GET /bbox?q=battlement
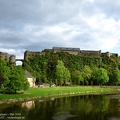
[24,47,119,61]
[1,47,118,64]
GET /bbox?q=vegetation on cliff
[23,51,120,86]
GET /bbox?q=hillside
[23,51,120,86]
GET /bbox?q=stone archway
[16,59,24,66]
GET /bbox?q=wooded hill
[23,51,120,86]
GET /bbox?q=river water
[0,94,120,120]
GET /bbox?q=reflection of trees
[74,95,93,115]
[26,99,55,120]
[91,95,109,113]
[69,95,110,120]
[55,97,71,112]
[107,98,120,118]
[0,103,29,119]
[0,95,120,120]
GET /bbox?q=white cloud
[82,13,120,50]
[88,0,94,3]
[1,0,120,57]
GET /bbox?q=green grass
[0,86,120,102]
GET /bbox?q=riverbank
[0,86,120,104]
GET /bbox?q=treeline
[0,58,29,93]
[23,51,120,86]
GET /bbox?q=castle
[0,47,119,63]
[0,52,16,63]
[24,47,118,61]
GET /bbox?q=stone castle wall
[53,49,79,55]
[80,50,101,57]
[24,47,119,61]
[0,52,10,61]
[24,50,42,61]
[0,52,16,63]
[102,52,118,57]
[52,47,80,55]
[1,47,118,64]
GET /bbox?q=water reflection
[50,98,55,101]
[52,111,76,120]
[108,118,120,120]
[22,101,35,110]
[0,94,120,120]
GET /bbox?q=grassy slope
[0,86,120,102]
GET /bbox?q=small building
[25,70,36,87]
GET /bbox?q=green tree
[109,68,120,85]
[72,70,84,85]
[82,65,92,85]
[3,66,29,93]
[63,67,71,84]
[0,58,10,89]
[56,60,71,85]
[92,67,109,85]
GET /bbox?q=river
[0,94,120,120]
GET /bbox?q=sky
[1,0,120,61]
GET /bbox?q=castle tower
[9,55,16,63]
[106,52,111,57]
[0,52,11,61]
[24,50,31,61]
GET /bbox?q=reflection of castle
[24,47,118,61]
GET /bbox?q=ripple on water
[107,117,120,120]
[108,94,120,99]
[52,111,76,120]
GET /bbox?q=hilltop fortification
[0,52,16,63]
[24,50,43,61]
[0,47,118,63]
[24,47,118,61]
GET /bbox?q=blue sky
[0,0,120,60]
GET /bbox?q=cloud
[0,0,120,59]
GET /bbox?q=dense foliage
[56,60,70,85]
[0,58,29,93]
[23,51,120,85]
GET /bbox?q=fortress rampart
[0,52,16,63]
[101,52,118,57]
[52,47,80,55]
[0,47,119,64]
[80,50,101,57]
[24,50,42,61]
[24,47,119,61]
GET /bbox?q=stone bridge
[16,59,24,62]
